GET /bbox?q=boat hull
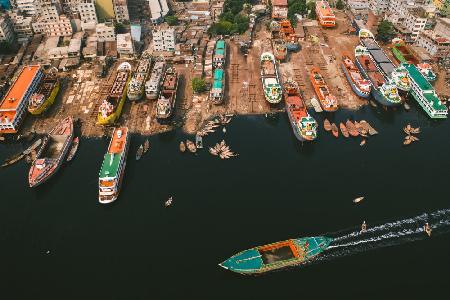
[28,81,60,115]
[285,109,315,142]
[97,93,127,125]
[341,63,370,99]
[127,89,144,101]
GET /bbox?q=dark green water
[1,103,449,299]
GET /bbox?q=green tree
[192,77,207,94]
[376,20,396,43]
[165,15,179,26]
[336,0,344,10]
[114,22,127,34]
[288,0,307,26]
[307,1,316,19]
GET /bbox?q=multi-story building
[8,10,33,41]
[348,0,369,15]
[148,0,169,24]
[96,22,115,42]
[78,0,98,30]
[369,0,389,15]
[33,13,74,37]
[272,0,288,19]
[14,0,39,16]
[0,65,43,133]
[404,7,428,41]
[152,24,175,52]
[96,0,115,21]
[416,30,450,59]
[0,14,15,43]
[116,32,134,58]
[113,0,129,23]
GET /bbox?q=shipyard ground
[19,10,449,138]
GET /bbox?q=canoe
[186,140,197,153]
[331,123,339,138]
[339,122,349,138]
[324,119,332,131]
[136,145,144,160]
[346,120,359,137]
[66,137,80,162]
[179,141,186,152]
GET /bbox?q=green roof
[403,64,432,91]
[214,69,223,80]
[424,92,447,111]
[215,49,225,56]
[99,153,122,178]
[212,80,222,89]
[216,40,225,49]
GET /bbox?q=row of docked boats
[97,58,180,125]
[209,38,226,105]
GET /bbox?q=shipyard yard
[5,11,447,138]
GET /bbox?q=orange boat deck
[109,127,128,154]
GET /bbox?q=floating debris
[186,139,197,153]
[209,140,238,159]
[179,141,186,152]
[339,122,349,138]
[324,119,332,131]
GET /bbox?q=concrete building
[404,7,428,41]
[113,0,129,23]
[434,17,450,39]
[8,10,33,41]
[148,0,169,24]
[116,32,134,58]
[95,22,115,41]
[348,0,369,15]
[272,0,288,19]
[96,0,115,21]
[78,0,98,30]
[152,24,175,52]
[0,14,15,43]
[33,13,74,37]
[14,0,39,16]
[369,0,389,15]
[416,30,450,59]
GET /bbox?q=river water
[1,102,449,299]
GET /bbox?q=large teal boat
[402,63,447,119]
[220,236,332,274]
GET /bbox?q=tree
[192,78,207,94]
[307,1,316,20]
[114,22,127,34]
[336,0,344,10]
[165,15,179,26]
[376,20,396,43]
[288,0,307,26]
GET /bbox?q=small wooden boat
[324,119,332,131]
[339,122,349,138]
[179,141,186,152]
[403,136,412,145]
[186,139,197,153]
[66,137,80,162]
[331,123,339,138]
[353,196,364,203]
[403,102,410,111]
[165,196,173,207]
[143,139,150,154]
[360,221,367,233]
[346,120,359,137]
[360,139,366,146]
[136,145,144,160]
[424,223,432,237]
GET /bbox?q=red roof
[272,0,288,6]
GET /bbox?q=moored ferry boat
[309,67,338,112]
[391,65,411,92]
[213,39,226,68]
[28,70,60,115]
[156,66,179,121]
[273,39,287,61]
[354,45,401,106]
[260,52,282,104]
[98,127,130,204]
[417,63,437,82]
[402,63,447,119]
[341,54,371,98]
[391,39,419,64]
[220,236,332,274]
[284,80,317,141]
[315,1,336,27]
[97,62,131,125]
[28,117,73,187]
[210,68,225,105]
[145,61,166,100]
[127,59,151,101]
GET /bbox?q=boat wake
[315,209,450,264]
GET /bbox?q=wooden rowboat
[331,123,339,138]
[339,122,349,138]
[324,119,332,131]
